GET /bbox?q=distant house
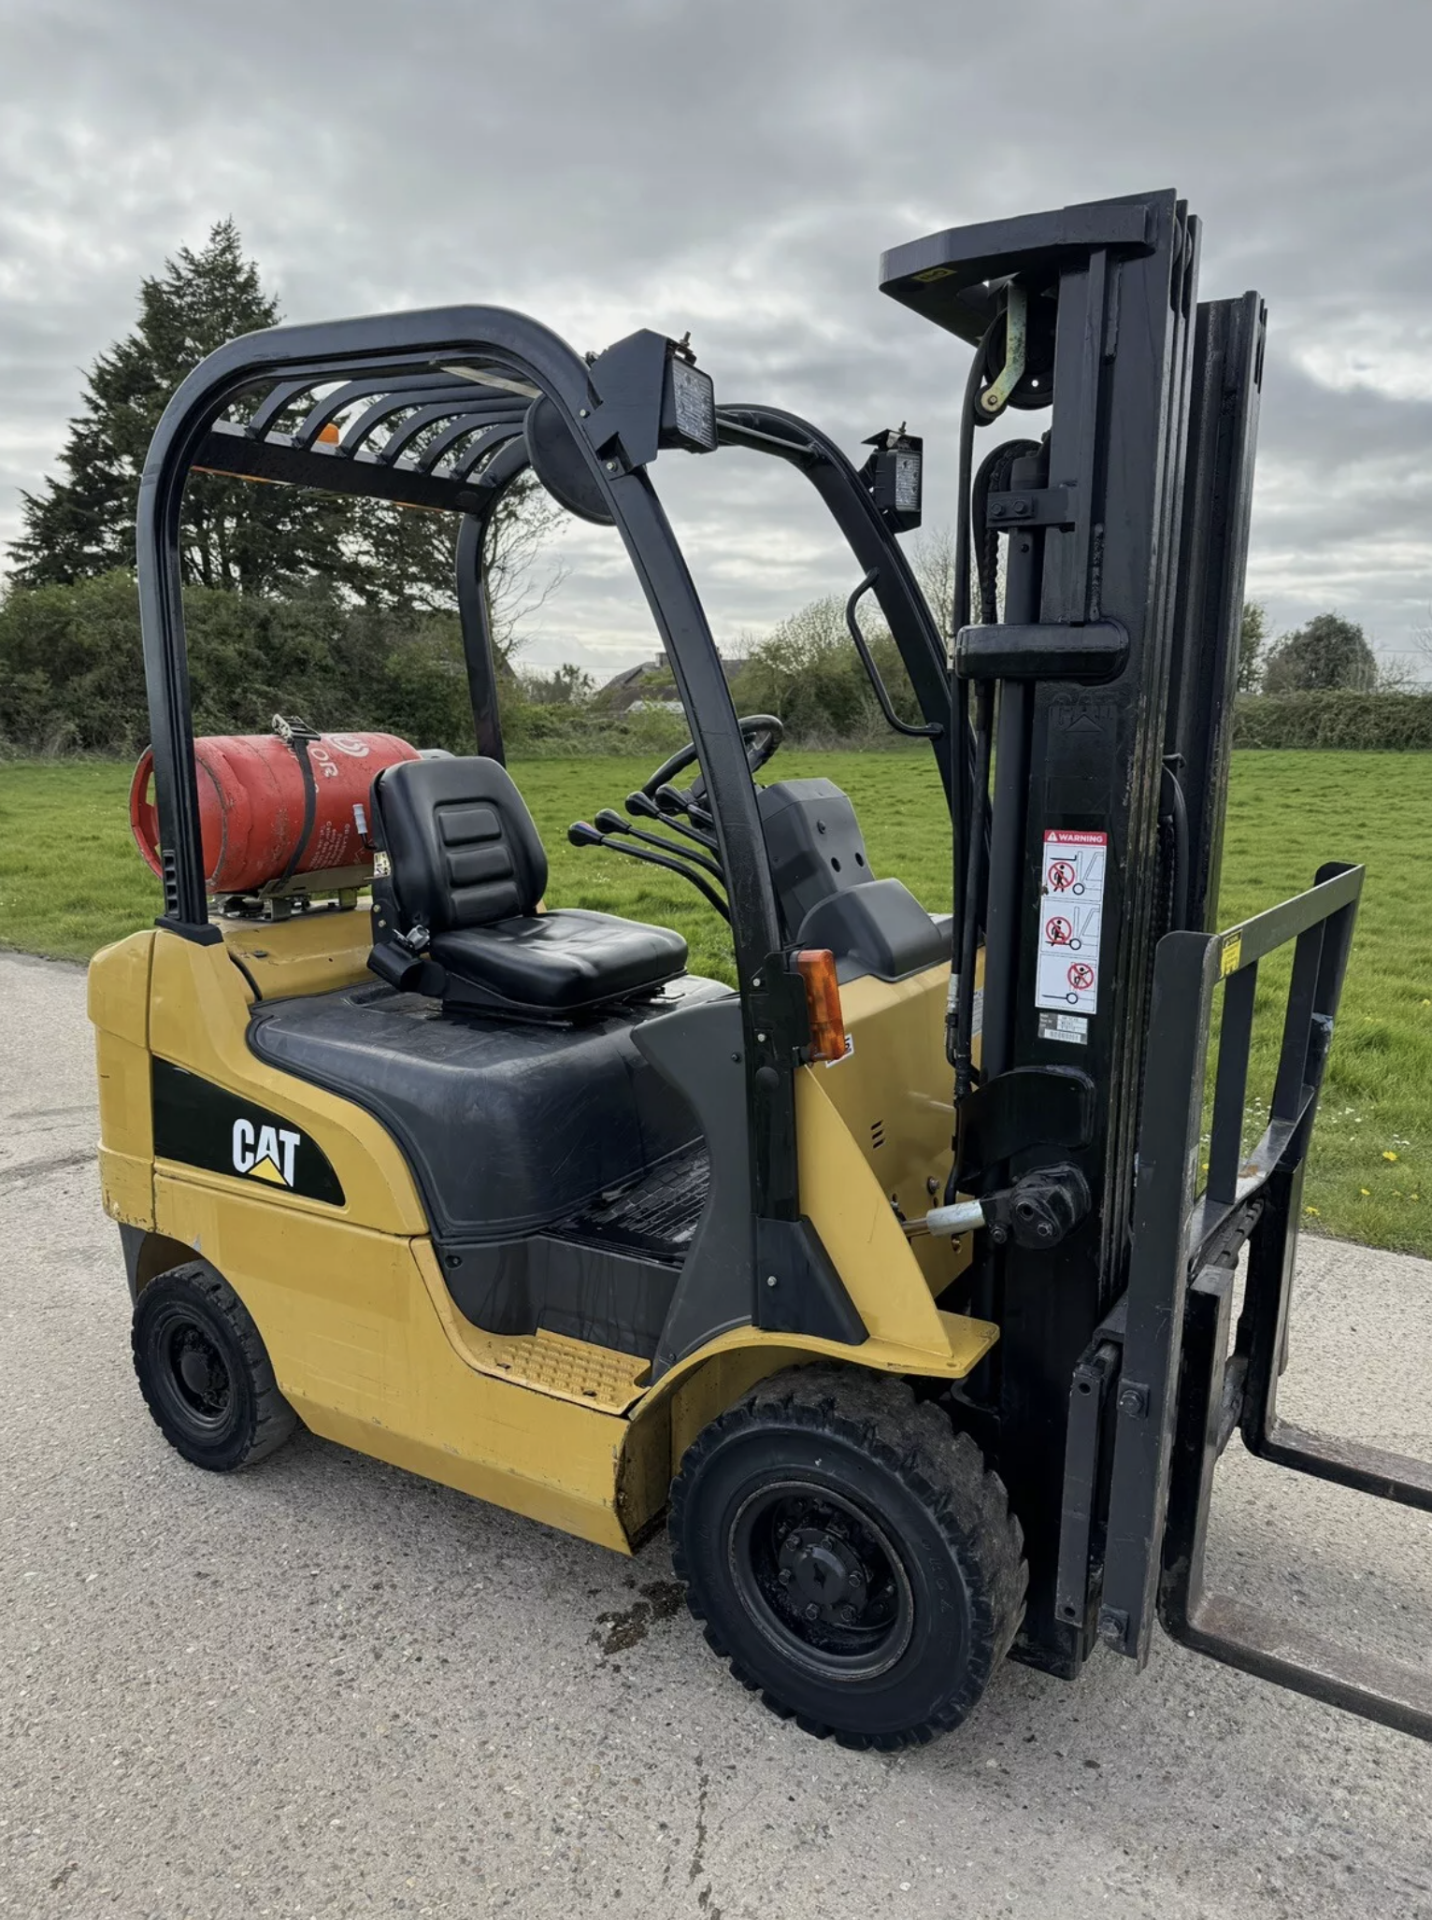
[598,649,741,713]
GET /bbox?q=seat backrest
[372,756,548,933]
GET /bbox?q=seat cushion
[430,908,688,1013]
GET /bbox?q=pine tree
[8,220,560,636]
[10,221,355,592]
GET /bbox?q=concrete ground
[1,947,1429,1920]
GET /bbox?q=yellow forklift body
[90,918,995,1553]
[98,208,1417,1751]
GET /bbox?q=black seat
[369,756,687,1016]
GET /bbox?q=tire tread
[132,1261,297,1469]
[670,1365,1027,1750]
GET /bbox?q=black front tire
[669,1367,1026,1750]
[132,1263,298,1472]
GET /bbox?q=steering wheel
[639,714,784,814]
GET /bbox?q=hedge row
[0,571,687,760]
[1233,691,1432,750]
[3,574,1430,758]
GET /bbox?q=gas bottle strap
[272,714,321,884]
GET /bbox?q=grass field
[2,749,1428,1256]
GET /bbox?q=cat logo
[231,1118,302,1188]
[151,1060,346,1206]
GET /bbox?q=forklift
[91,189,1432,1750]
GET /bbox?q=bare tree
[908,525,957,644]
[482,475,569,663]
[1411,610,1432,687]
[1372,652,1424,692]
[1237,602,1266,691]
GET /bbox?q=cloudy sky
[3,0,1430,677]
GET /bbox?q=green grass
[2,749,1428,1256]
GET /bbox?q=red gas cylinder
[130,727,421,894]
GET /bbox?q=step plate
[463,1327,650,1414]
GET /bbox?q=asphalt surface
[1,946,1429,1919]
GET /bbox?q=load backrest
[372,756,548,933]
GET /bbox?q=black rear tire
[132,1263,297,1472]
[669,1366,1026,1749]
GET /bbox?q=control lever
[655,782,715,830]
[567,821,731,920]
[625,788,719,852]
[593,808,725,880]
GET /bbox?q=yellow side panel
[154,1174,632,1551]
[148,930,426,1237]
[222,908,373,1001]
[88,929,155,1047]
[89,932,156,1226]
[95,1031,152,1162]
[97,1146,153,1227]
[796,1059,962,1357]
[818,960,971,1298]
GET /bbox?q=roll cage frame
[136,308,951,1231]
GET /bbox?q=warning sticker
[1037,830,1108,1014]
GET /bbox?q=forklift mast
[883,192,1431,1737]
[882,189,1252,1672]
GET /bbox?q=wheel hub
[170,1326,231,1419]
[778,1525,869,1622]
[728,1482,914,1678]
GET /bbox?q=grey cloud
[2,0,1430,670]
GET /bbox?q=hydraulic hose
[952,678,995,1107]
[948,319,1005,1084]
[950,320,1001,983]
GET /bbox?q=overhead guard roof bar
[186,381,956,805]
[193,420,526,515]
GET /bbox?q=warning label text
[1036,830,1108,1015]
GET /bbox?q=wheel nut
[804,1603,820,1621]
[838,1604,856,1624]
[778,1568,792,1585]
